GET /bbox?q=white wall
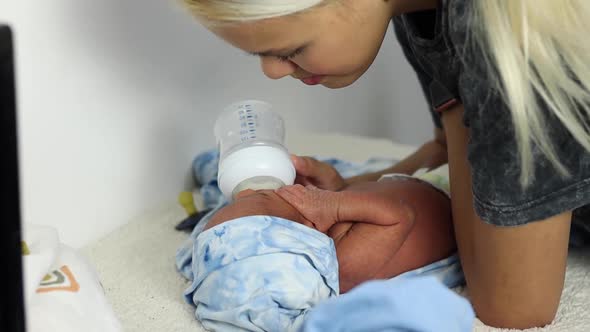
[0,0,431,248]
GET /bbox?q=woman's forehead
[209,10,322,54]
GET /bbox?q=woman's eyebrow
[247,43,309,57]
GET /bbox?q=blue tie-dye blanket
[175,150,467,332]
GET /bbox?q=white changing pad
[82,133,590,332]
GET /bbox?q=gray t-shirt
[393,0,590,237]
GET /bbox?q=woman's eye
[276,48,305,62]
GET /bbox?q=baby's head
[207,189,306,230]
[191,211,339,332]
[193,188,340,332]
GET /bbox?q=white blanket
[23,224,121,332]
[83,133,590,332]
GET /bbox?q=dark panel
[0,24,26,332]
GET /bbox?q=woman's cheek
[299,59,352,76]
[296,60,328,75]
[296,51,347,75]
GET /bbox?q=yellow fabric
[22,241,30,256]
[178,192,198,216]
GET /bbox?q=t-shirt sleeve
[393,20,443,129]
[457,51,590,226]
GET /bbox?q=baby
[205,175,456,293]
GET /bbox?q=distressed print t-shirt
[392,0,590,242]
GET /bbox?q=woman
[182,0,590,328]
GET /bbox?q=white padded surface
[82,133,590,332]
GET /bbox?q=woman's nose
[260,57,298,80]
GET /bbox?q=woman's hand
[344,134,449,185]
[275,184,339,233]
[290,155,347,191]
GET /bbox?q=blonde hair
[474,0,590,186]
[182,0,326,24]
[184,0,590,187]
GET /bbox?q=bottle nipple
[232,176,286,199]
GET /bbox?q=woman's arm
[442,104,570,329]
[291,129,447,190]
[345,128,448,184]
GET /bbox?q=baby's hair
[183,0,590,187]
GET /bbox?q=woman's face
[209,0,395,89]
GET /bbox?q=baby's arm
[275,184,414,232]
[337,180,455,292]
[334,217,415,293]
[275,184,416,294]
[336,189,415,226]
[276,181,455,293]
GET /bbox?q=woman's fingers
[291,155,313,176]
[294,175,313,186]
[291,155,329,178]
[291,155,345,190]
[275,184,306,208]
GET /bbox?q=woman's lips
[301,75,325,85]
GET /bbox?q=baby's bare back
[327,178,456,293]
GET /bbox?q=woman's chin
[321,76,359,89]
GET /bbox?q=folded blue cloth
[301,276,474,332]
[185,216,339,332]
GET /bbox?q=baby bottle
[214,100,296,200]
